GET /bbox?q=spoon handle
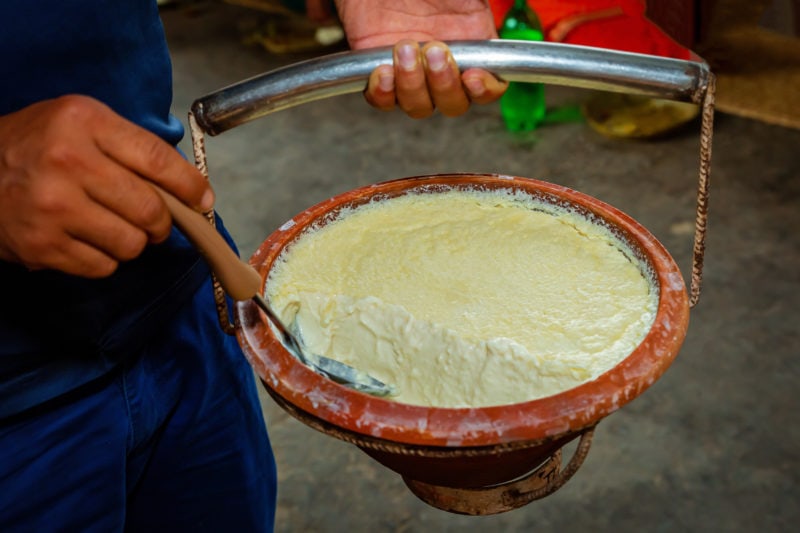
[151,184,262,302]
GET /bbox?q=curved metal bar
[191,40,711,136]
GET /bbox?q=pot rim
[236,173,690,448]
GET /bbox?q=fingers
[88,101,214,212]
[364,41,508,119]
[364,64,397,112]
[80,154,174,245]
[28,237,120,279]
[461,68,510,105]
[8,191,162,279]
[421,42,469,117]
[34,97,181,244]
[4,170,160,277]
[0,95,207,278]
[394,40,434,119]
[4,199,136,279]
[66,195,151,264]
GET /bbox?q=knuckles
[20,229,58,264]
[113,229,149,262]
[49,94,104,124]
[83,257,119,278]
[93,264,118,278]
[28,181,72,217]
[39,95,105,141]
[135,189,169,227]
[137,134,173,176]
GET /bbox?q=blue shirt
[0,0,218,417]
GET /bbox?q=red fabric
[489,0,691,60]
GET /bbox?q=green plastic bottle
[499,0,546,131]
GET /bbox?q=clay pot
[235,174,690,514]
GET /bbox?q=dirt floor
[162,3,799,531]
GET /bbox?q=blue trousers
[0,281,277,532]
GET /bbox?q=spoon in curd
[150,184,395,397]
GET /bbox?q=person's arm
[335,0,508,118]
[0,95,214,278]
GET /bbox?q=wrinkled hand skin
[335,0,508,118]
[0,95,214,278]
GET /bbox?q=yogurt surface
[266,188,658,408]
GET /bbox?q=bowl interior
[236,174,690,448]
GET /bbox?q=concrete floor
[163,3,799,531]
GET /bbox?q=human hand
[305,0,335,23]
[335,1,508,118]
[0,95,214,278]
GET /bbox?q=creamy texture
[267,188,658,408]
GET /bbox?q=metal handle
[191,40,711,136]
[189,38,713,323]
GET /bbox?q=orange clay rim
[236,174,690,448]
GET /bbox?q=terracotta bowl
[236,174,690,514]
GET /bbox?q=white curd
[266,188,658,408]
